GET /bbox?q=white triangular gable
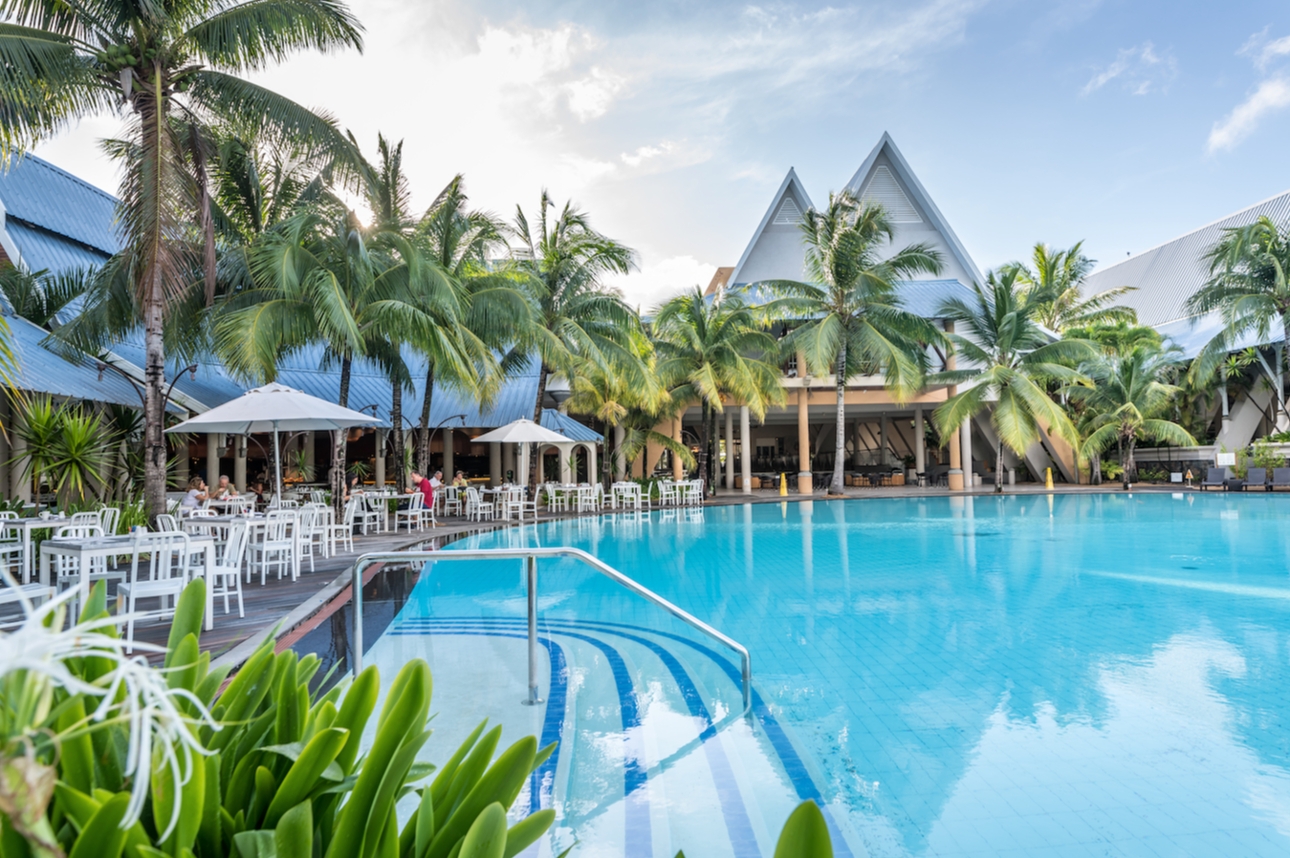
[846,132,984,286]
[729,168,815,287]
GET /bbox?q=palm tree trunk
[709,407,719,495]
[831,341,847,494]
[1090,451,1102,485]
[143,283,167,523]
[995,437,1006,494]
[1124,437,1136,489]
[332,356,352,514]
[417,365,434,474]
[698,400,711,490]
[530,365,549,488]
[1280,315,1290,429]
[391,377,404,487]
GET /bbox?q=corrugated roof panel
[1084,188,1290,328]
[0,155,121,255]
[541,409,603,442]
[5,219,111,274]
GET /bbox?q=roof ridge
[1090,186,1290,276]
[12,153,119,206]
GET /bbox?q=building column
[502,441,515,483]
[879,415,889,467]
[304,431,315,479]
[374,430,386,489]
[960,416,973,487]
[586,443,597,485]
[443,428,454,477]
[517,443,529,485]
[0,397,10,498]
[9,416,28,503]
[852,420,863,466]
[175,437,189,489]
[489,442,502,487]
[797,386,812,493]
[672,417,684,480]
[740,406,752,495]
[724,410,735,490]
[944,320,964,491]
[559,445,572,483]
[914,408,926,474]
[234,435,247,493]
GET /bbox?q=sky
[32,0,1290,311]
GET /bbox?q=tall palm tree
[415,176,528,473]
[931,269,1093,493]
[1008,241,1136,332]
[513,191,641,486]
[0,266,89,329]
[652,288,784,492]
[0,0,363,519]
[1073,345,1196,489]
[1187,216,1290,430]
[761,191,945,494]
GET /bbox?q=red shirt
[417,477,434,507]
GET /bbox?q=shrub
[1235,443,1286,479]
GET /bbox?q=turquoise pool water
[366,493,1290,857]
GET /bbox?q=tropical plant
[0,0,365,522]
[1187,216,1290,430]
[48,407,113,504]
[513,191,642,486]
[1235,442,1286,480]
[1007,241,1136,331]
[930,269,1093,493]
[760,191,945,494]
[1072,345,1197,489]
[651,288,784,493]
[0,266,90,329]
[1062,320,1161,356]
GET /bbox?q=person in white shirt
[430,470,444,489]
[181,478,208,511]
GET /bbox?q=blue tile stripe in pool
[394,620,652,858]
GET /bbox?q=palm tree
[651,288,784,492]
[414,176,528,473]
[0,0,363,519]
[1073,345,1196,489]
[760,191,945,494]
[1008,242,1136,332]
[1186,216,1290,430]
[0,266,90,329]
[513,191,642,486]
[931,269,1093,493]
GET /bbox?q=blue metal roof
[0,155,121,256]
[5,219,112,274]
[6,315,180,409]
[541,409,602,442]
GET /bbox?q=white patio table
[3,517,60,583]
[40,533,217,630]
[183,514,302,581]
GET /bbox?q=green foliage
[1235,442,1286,479]
[9,396,113,506]
[1008,241,1136,332]
[1102,460,1124,480]
[675,799,834,858]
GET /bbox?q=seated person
[248,481,266,507]
[181,477,209,512]
[211,475,238,499]
[452,470,468,488]
[430,470,444,489]
[343,474,363,502]
[406,471,434,509]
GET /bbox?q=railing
[349,548,753,712]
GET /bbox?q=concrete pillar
[175,437,189,489]
[879,415,889,467]
[672,417,684,480]
[740,406,752,495]
[304,431,315,478]
[374,430,386,489]
[503,442,515,483]
[0,397,10,498]
[944,320,964,491]
[961,416,973,487]
[614,424,626,480]
[852,420,863,466]
[797,386,812,494]
[234,436,247,493]
[489,442,502,486]
[724,410,735,490]
[443,428,454,476]
[559,445,572,483]
[586,443,597,485]
[518,443,529,485]
[914,408,926,474]
[206,433,219,488]
[9,419,28,503]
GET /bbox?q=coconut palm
[760,191,945,494]
[513,191,642,485]
[931,269,1094,493]
[0,266,90,329]
[652,288,784,492]
[1073,345,1196,489]
[1008,242,1136,331]
[1187,216,1290,430]
[0,0,363,519]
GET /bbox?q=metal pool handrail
[349,548,753,712]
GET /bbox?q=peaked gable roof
[0,154,121,273]
[728,167,815,287]
[846,132,984,287]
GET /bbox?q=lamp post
[428,414,466,473]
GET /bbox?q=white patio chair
[211,520,249,617]
[503,488,536,522]
[326,501,357,555]
[658,481,679,507]
[98,506,121,535]
[465,487,494,522]
[51,525,118,612]
[357,496,384,535]
[440,487,463,517]
[395,493,426,531]
[575,485,598,514]
[250,510,296,585]
[296,507,321,573]
[310,490,328,505]
[119,531,191,648]
[155,514,181,533]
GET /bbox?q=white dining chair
[251,510,296,584]
[326,501,357,554]
[98,506,121,535]
[211,520,249,617]
[465,488,494,522]
[119,531,191,648]
[395,493,426,531]
[155,514,181,533]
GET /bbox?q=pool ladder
[349,548,754,712]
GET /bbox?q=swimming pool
[363,493,1290,857]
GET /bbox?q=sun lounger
[1272,468,1290,491]
[1244,467,1269,491]
[1200,467,1228,491]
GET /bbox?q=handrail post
[351,558,365,674]
[522,553,543,705]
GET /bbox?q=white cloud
[607,252,717,312]
[1082,42,1176,96]
[1207,76,1290,153]
[1239,27,1290,71]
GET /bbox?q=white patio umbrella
[471,418,571,445]
[166,382,381,498]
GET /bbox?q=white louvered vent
[773,197,802,225]
[859,166,922,223]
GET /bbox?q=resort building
[676,133,1076,493]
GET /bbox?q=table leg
[79,553,91,615]
[38,543,50,588]
[24,528,33,584]
[204,544,214,630]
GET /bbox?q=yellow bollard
[779,472,788,496]
[1045,467,1054,490]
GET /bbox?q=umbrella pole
[273,421,283,500]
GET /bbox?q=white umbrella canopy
[167,383,381,498]
[471,418,571,445]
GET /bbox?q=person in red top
[409,471,434,510]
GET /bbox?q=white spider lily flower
[0,581,220,838]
